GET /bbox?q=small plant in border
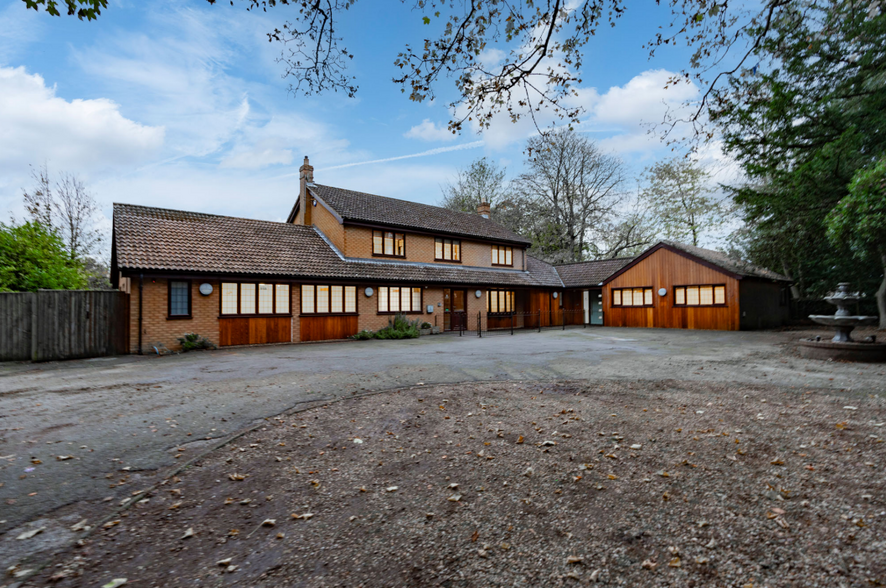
[351,329,374,340]
[374,314,422,339]
[177,333,216,351]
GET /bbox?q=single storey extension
[110,157,791,353]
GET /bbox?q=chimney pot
[477,201,491,219]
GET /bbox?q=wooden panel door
[220,317,292,346]
[444,289,467,331]
[300,316,359,342]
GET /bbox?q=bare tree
[516,130,626,263]
[440,157,511,214]
[22,163,54,227]
[640,158,726,247]
[587,191,658,259]
[22,165,103,261]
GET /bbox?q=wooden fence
[0,290,130,362]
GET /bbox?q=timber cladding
[604,247,741,331]
[220,317,292,346]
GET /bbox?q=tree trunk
[878,250,886,330]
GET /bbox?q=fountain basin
[796,338,886,363]
[808,315,878,327]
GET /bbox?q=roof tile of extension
[554,257,636,288]
[294,183,532,246]
[112,203,563,288]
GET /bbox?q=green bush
[373,314,421,339]
[351,329,375,340]
[177,333,216,352]
[420,322,432,329]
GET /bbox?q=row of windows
[487,290,516,313]
[675,285,726,306]
[378,286,423,313]
[371,230,513,266]
[221,283,291,315]
[612,285,727,307]
[301,285,358,315]
[612,288,653,307]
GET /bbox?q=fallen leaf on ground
[182,527,195,539]
[16,527,45,540]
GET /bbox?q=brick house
[111,157,791,352]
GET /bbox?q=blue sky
[0,0,731,250]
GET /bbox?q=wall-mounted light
[658,288,667,297]
[474,290,483,298]
[364,287,374,297]
[199,283,213,296]
[312,199,317,207]
[552,292,559,299]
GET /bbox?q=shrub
[351,329,375,340]
[373,314,421,339]
[420,322,432,329]
[177,333,216,352]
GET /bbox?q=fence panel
[0,290,130,362]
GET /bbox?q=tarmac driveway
[1,327,884,542]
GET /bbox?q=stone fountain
[797,282,885,362]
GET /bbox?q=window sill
[377,311,423,315]
[491,264,514,268]
[434,259,462,264]
[673,304,728,308]
[299,313,358,317]
[167,315,192,320]
[611,305,654,309]
[372,253,406,259]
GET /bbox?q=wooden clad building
[599,241,790,331]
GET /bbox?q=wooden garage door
[219,317,292,346]
[300,316,359,342]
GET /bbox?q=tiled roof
[112,204,561,287]
[659,240,791,282]
[307,184,532,245]
[555,257,634,288]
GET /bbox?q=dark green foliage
[420,322,432,329]
[373,314,421,339]
[177,333,217,352]
[827,158,886,262]
[0,221,87,292]
[712,0,886,300]
[21,0,106,20]
[351,329,375,340]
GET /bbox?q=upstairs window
[492,245,513,266]
[168,281,191,318]
[435,238,461,262]
[674,285,726,306]
[301,285,357,314]
[372,230,406,257]
[612,287,653,307]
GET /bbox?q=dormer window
[492,245,513,266]
[372,230,406,258]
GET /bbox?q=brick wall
[128,278,221,353]
[310,200,346,252]
[341,225,525,269]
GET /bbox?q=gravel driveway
[1,327,884,577]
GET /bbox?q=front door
[444,288,467,331]
[590,289,603,325]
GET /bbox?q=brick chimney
[477,201,491,219]
[300,156,314,225]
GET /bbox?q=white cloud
[404,119,457,142]
[0,66,164,175]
